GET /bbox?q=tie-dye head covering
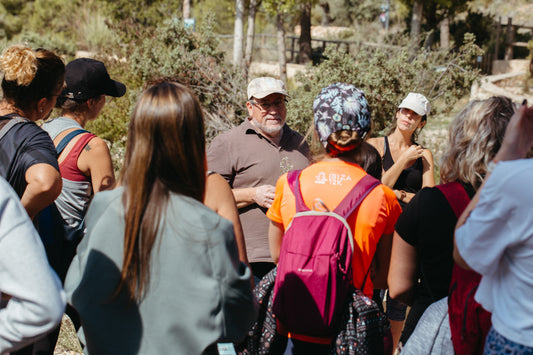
[313,83,371,147]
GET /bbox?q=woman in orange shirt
[267,83,401,353]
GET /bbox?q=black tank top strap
[382,136,394,171]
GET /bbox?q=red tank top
[59,133,96,181]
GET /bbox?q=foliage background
[0,0,528,171]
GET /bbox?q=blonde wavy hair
[0,44,64,111]
[440,96,516,189]
[0,45,38,86]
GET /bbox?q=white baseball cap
[398,93,431,117]
[247,77,289,100]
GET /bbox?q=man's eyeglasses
[249,99,287,112]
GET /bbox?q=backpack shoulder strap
[334,174,381,218]
[0,116,29,141]
[436,181,470,219]
[55,129,89,155]
[286,169,308,212]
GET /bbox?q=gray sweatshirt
[0,177,66,353]
[65,187,257,354]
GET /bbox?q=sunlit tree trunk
[299,1,312,64]
[319,1,332,26]
[233,0,245,67]
[183,0,191,18]
[409,0,423,56]
[245,0,260,75]
[276,12,287,82]
[410,0,422,43]
[440,15,450,49]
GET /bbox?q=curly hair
[440,96,516,189]
[0,44,65,111]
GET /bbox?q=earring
[40,109,43,113]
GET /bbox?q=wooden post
[504,17,514,60]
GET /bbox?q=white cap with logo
[398,93,431,117]
[247,77,289,100]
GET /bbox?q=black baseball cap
[63,58,126,101]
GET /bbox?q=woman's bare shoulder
[204,173,232,211]
[366,136,384,155]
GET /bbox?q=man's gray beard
[251,117,284,135]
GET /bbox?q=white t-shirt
[455,159,533,347]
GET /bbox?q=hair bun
[0,44,38,87]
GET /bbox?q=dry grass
[54,315,82,355]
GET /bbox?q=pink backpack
[272,169,380,336]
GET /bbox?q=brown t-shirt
[207,119,310,262]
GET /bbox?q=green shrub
[86,16,249,171]
[13,31,77,56]
[129,16,248,142]
[288,32,482,152]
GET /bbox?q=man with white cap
[207,77,310,281]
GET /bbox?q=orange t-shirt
[267,160,401,297]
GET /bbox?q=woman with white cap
[388,96,515,351]
[367,92,435,349]
[267,83,401,353]
[368,92,435,208]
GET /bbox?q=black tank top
[382,136,423,195]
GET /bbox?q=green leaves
[287,33,482,147]
[128,16,247,141]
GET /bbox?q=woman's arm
[371,232,393,289]
[421,148,435,188]
[204,173,249,264]
[268,221,284,264]
[381,145,424,190]
[396,148,435,204]
[21,163,62,220]
[0,183,66,352]
[387,231,417,305]
[77,137,116,193]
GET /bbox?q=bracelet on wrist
[399,190,406,201]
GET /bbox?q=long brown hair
[117,81,206,301]
[0,45,65,111]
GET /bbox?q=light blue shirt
[456,159,533,347]
[0,177,65,352]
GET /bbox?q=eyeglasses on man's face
[249,98,287,112]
